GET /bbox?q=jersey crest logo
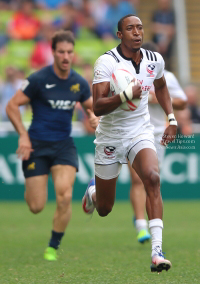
[70,83,80,93]
[146,64,155,77]
[104,146,116,159]
[27,162,35,170]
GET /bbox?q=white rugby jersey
[93,45,165,138]
[149,70,187,136]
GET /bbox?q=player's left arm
[81,96,99,129]
[154,75,177,145]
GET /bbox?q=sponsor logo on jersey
[46,84,56,89]
[137,79,151,92]
[104,146,116,158]
[146,64,155,77]
[70,83,80,93]
[27,162,35,170]
[48,100,76,110]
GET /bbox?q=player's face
[117,16,144,51]
[53,41,74,72]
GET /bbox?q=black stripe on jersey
[145,50,157,62]
[149,51,154,61]
[105,51,120,62]
[145,50,150,60]
[152,52,157,61]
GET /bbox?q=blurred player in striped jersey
[129,41,187,244]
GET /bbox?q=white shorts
[94,130,156,180]
[154,133,166,168]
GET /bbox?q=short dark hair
[142,42,159,53]
[118,14,137,32]
[52,30,75,50]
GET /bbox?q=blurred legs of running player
[128,162,151,244]
[129,134,165,244]
[25,165,76,260]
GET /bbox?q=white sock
[149,218,163,257]
[135,219,148,233]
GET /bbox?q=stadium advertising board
[0,135,200,200]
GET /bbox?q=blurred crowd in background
[0,0,199,135]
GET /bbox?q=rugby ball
[110,68,141,111]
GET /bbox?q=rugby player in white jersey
[82,14,178,272]
[129,41,187,245]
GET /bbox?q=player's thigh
[51,165,76,201]
[95,162,121,207]
[23,156,50,207]
[25,175,48,207]
[132,147,159,183]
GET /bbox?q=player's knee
[57,190,72,210]
[96,203,113,217]
[28,202,44,214]
[144,170,160,191]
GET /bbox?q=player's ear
[117,31,122,40]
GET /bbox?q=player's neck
[120,44,141,64]
[53,64,70,80]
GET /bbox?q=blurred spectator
[94,0,136,39]
[0,67,18,121]
[35,0,66,10]
[76,0,97,37]
[184,85,200,124]
[55,0,96,38]
[129,0,140,11]
[0,0,22,10]
[90,0,108,31]
[0,67,29,126]
[8,0,40,40]
[31,21,84,70]
[0,67,26,122]
[30,22,54,70]
[0,0,12,10]
[15,68,26,89]
[0,29,9,50]
[82,63,93,92]
[151,0,175,70]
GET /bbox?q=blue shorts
[22,137,78,178]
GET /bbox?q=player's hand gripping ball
[110,68,141,111]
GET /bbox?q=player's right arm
[6,89,33,160]
[92,55,142,117]
[93,82,122,116]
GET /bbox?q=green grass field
[0,201,200,284]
